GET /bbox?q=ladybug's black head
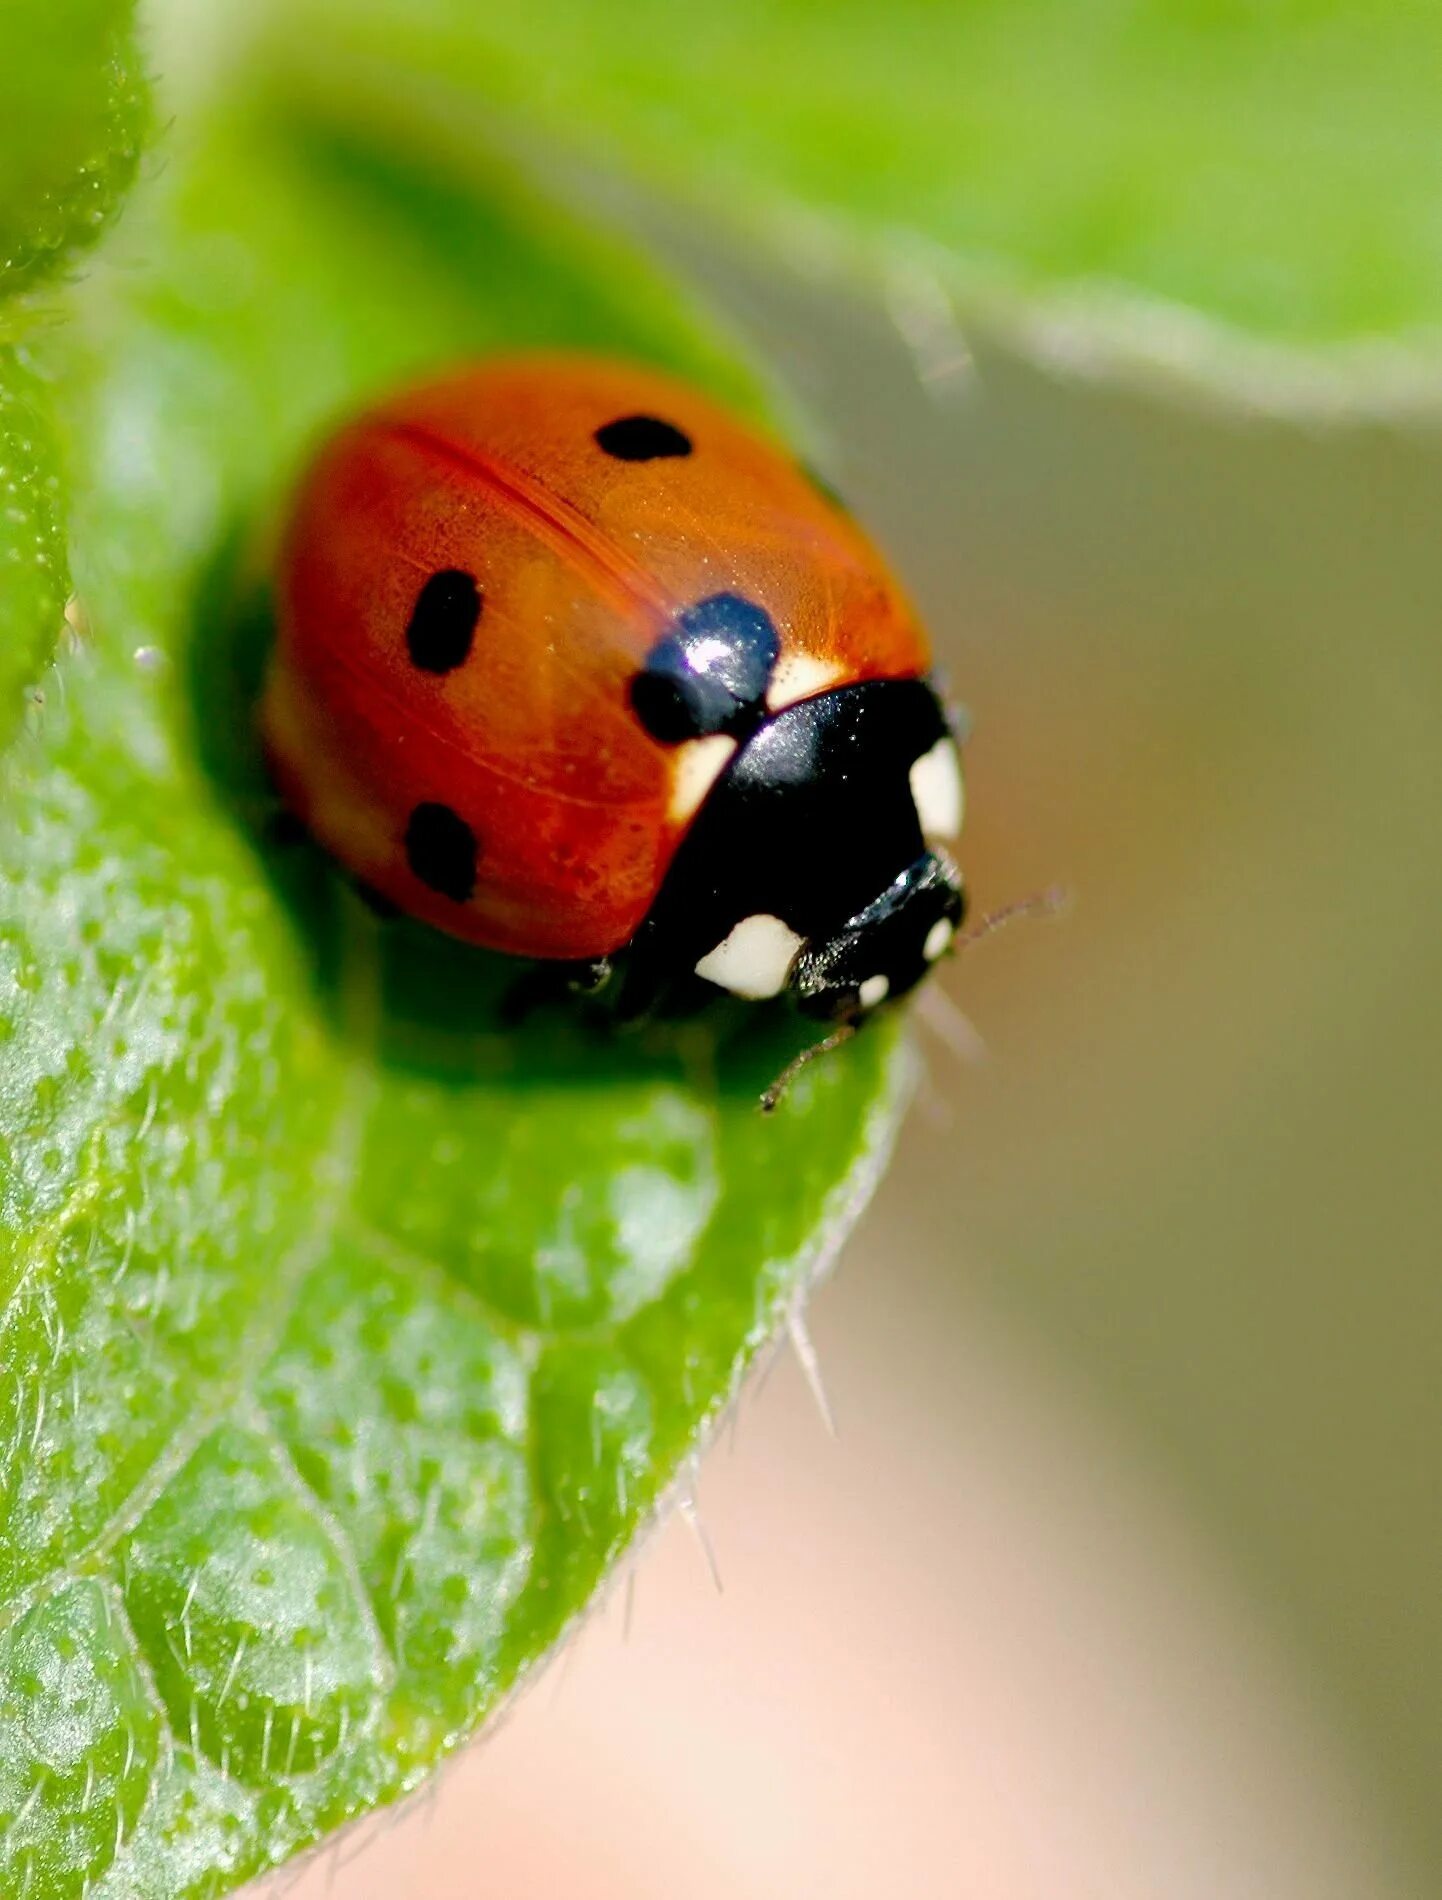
[616,675,966,1024]
[790,851,966,1022]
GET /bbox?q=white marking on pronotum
[858,973,890,1010]
[923,917,955,962]
[695,913,804,999]
[767,650,842,712]
[909,736,964,839]
[668,732,736,823]
[787,1304,837,1437]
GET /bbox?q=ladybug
[262,354,966,1049]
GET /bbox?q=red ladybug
[263,355,965,1027]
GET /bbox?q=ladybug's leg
[567,956,614,995]
[759,1020,862,1115]
[500,956,613,1026]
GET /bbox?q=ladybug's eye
[406,568,482,674]
[594,414,693,461]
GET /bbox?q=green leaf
[0,80,907,1900]
[0,1583,160,1897]
[0,2,147,747]
[289,0,1442,393]
[0,355,68,748]
[0,0,149,294]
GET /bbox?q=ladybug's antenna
[953,884,1070,952]
[917,884,1068,1067]
[760,1022,861,1115]
[759,888,1068,1114]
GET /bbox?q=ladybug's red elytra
[262,354,966,1033]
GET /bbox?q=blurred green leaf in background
[0,358,67,752]
[293,0,1442,398]
[0,0,148,295]
[0,0,147,748]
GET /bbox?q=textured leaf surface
[0,0,149,294]
[0,0,148,747]
[0,357,67,748]
[0,76,906,1900]
[296,0,1442,387]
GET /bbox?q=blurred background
[284,179,1441,1893]
[8,1,1442,1892]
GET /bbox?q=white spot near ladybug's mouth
[923,917,955,962]
[909,736,964,840]
[766,650,843,713]
[695,913,805,999]
[668,733,737,823]
[858,973,890,1009]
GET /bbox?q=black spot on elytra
[405,802,478,902]
[594,414,692,461]
[630,592,780,744]
[406,568,481,673]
